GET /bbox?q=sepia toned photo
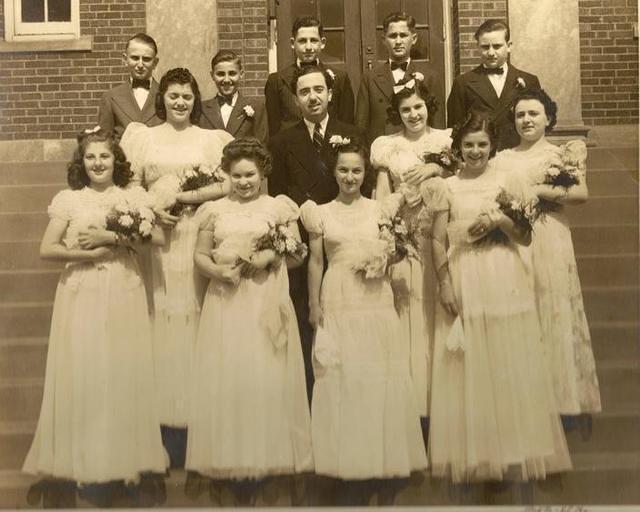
[0,0,638,508]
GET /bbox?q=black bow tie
[481,66,504,75]
[390,61,408,72]
[299,59,319,68]
[131,79,151,90]
[217,95,233,106]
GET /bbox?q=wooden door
[274,0,445,125]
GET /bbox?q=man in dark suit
[265,16,354,138]
[269,66,363,400]
[447,19,541,150]
[356,12,442,144]
[98,33,162,136]
[200,50,268,142]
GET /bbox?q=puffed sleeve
[370,135,391,170]
[274,194,301,224]
[563,139,588,176]
[47,189,74,222]
[379,192,404,218]
[120,122,151,185]
[420,176,450,212]
[202,129,234,167]
[195,200,220,231]
[300,200,323,235]
[124,185,155,209]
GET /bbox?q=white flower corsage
[412,71,425,82]
[328,135,351,148]
[82,125,101,135]
[516,77,526,89]
[326,68,336,80]
[242,105,255,118]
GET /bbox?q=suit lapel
[495,65,520,112]
[112,82,144,123]
[372,62,395,101]
[226,95,249,135]
[467,66,500,109]
[202,99,226,130]
[140,80,159,123]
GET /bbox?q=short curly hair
[387,78,438,127]
[291,65,334,93]
[332,135,376,193]
[220,137,272,177]
[451,110,499,159]
[67,129,132,190]
[509,88,558,133]
[155,67,202,125]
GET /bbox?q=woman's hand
[309,303,323,329]
[89,246,116,261]
[439,280,459,316]
[240,249,277,277]
[155,208,180,229]
[216,263,241,286]
[467,213,494,238]
[78,226,115,249]
[405,163,442,187]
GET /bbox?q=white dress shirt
[131,79,150,110]
[389,58,411,84]
[303,114,329,143]
[485,63,509,98]
[219,92,238,127]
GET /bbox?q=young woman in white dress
[185,138,312,504]
[302,138,427,505]
[120,68,233,466]
[428,112,571,483]
[370,77,453,421]
[494,89,601,418]
[23,129,166,506]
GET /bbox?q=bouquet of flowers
[478,188,541,244]
[421,147,459,176]
[378,215,418,260]
[350,239,390,279]
[151,164,225,216]
[105,202,155,243]
[253,222,308,262]
[541,151,581,189]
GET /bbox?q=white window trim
[3,0,80,42]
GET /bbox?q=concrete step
[0,378,43,423]
[0,184,65,213]
[587,169,638,197]
[572,224,639,256]
[566,195,638,227]
[597,362,640,415]
[0,162,67,186]
[565,412,640,454]
[0,270,60,304]
[576,253,639,288]
[583,286,639,324]
[0,241,62,271]
[0,213,48,242]
[0,338,47,380]
[0,302,52,338]
[0,422,34,471]
[587,146,638,172]
[591,322,640,363]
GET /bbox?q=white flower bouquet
[105,201,155,243]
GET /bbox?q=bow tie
[217,95,233,106]
[390,61,408,72]
[299,59,319,68]
[481,66,504,75]
[131,79,151,90]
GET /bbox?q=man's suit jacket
[356,61,443,145]
[98,80,162,136]
[447,64,541,151]
[199,94,268,143]
[264,62,355,137]
[268,117,365,206]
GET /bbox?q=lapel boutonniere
[516,77,526,89]
[326,68,336,81]
[411,71,425,82]
[241,105,255,119]
[328,135,351,148]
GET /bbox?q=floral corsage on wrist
[105,202,155,246]
[378,215,418,261]
[251,222,308,268]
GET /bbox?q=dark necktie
[217,95,233,106]
[481,66,504,75]
[390,61,409,72]
[313,123,324,151]
[132,79,151,90]
[299,59,319,68]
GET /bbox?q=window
[3,0,80,42]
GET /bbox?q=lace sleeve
[47,189,74,221]
[300,200,323,234]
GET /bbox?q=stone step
[0,338,47,380]
[0,213,48,242]
[590,322,640,363]
[566,195,638,227]
[572,224,639,256]
[0,241,62,271]
[0,378,43,423]
[0,184,65,213]
[587,169,638,197]
[0,302,52,339]
[565,412,640,455]
[0,270,60,304]
[0,162,67,186]
[576,253,639,288]
[583,286,639,324]
[586,146,638,172]
[597,362,640,415]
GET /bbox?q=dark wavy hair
[292,16,323,37]
[509,88,558,133]
[67,128,132,190]
[332,135,375,193]
[221,137,272,177]
[291,65,334,93]
[210,49,242,71]
[383,12,416,33]
[387,78,438,126]
[451,110,499,159]
[474,19,510,42]
[126,32,158,55]
[155,67,202,124]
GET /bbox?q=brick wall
[453,0,509,74]
[579,0,639,125]
[217,0,269,99]
[0,0,146,140]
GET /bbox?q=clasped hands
[77,225,117,260]
[403,162,442,187]
[215,249,278,287]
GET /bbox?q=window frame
[3,0,80,42]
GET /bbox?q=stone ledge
[0,140,76,163]
[0,35,92,53]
